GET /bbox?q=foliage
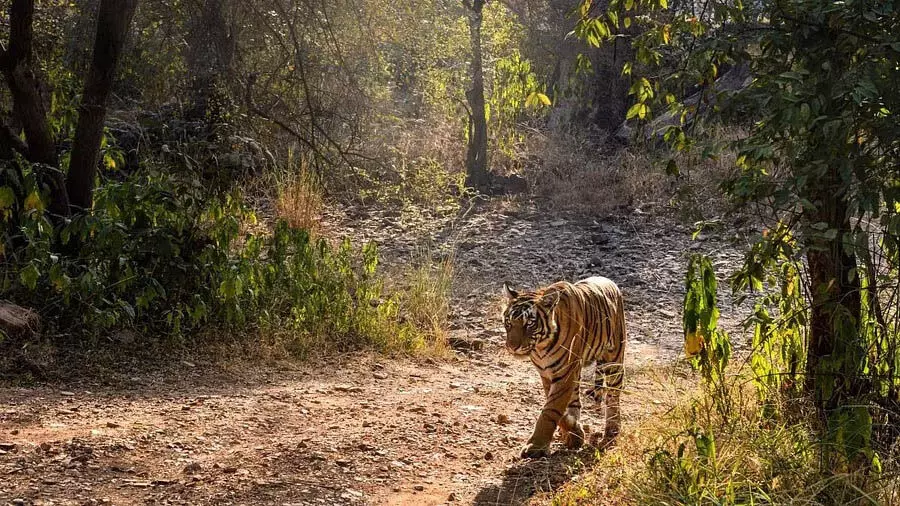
[490,51,548,163]
[683,253,732,417]
[0,156,418,353]
[576,0,900,477]
[550,368,900,506]
[399,249,455,353]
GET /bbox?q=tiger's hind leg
[559,387,584,449]
[586,360,606,404]
[558,367,584,450]
[591,361,624,447]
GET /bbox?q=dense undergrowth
[0,158,432,358]
[552,371,900,506]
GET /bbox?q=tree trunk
[805,171,863,410]
[1,0,69,216]
[464,0,491,192]
[66,0,139,211]
[590,30,633,131]
[185,0,235,126]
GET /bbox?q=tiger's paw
[520,443,550,459]
[590,431,618,450]
[564,425,585,450]
[585,387,604,403]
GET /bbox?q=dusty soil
[1,200,752,505]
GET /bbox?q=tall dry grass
[551,366,900,506]
[275,157,324,235]
[398,248,456,356]
[522,128,739,219]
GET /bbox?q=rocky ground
[1,199,754,505]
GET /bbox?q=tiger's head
[501,282,560,356]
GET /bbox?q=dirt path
[1,202,750,505]
[0,348,689,506]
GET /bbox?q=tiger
[502,276,626,459]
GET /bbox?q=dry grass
[550,365,900,506]
[276,160,324,234]
[523,129,739,219]
[399,249,455,356]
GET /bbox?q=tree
[0,0,68,215]
[185,0,235,125]
[577,0,900,462]
[463,0,492,191]
[67,0,140,211]
[1,0,139,214]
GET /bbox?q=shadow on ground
[473,446,601,505]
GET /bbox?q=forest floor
[0,199,753,506]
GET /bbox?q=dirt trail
[1,202,750,505]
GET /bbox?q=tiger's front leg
[522,366,578,459]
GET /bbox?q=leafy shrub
[0,157,418,353]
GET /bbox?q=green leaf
[20,263,40,291]
[0,186,14,209]
[626,102,645,120]
[665,159,679,176]
[628,77,654,102]
[525,92,551,108]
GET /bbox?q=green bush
[0,157,418,353]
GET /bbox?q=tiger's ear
[503,282,518,302]
[540,292,560,311]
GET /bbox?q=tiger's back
[531,276,626,375]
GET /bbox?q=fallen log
[0,301,41,340]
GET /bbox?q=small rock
[483,451,494,461]
[496,414,511,425]
[336,459,352,467]
[414,484,425,491]
[373,372,389,380]
[183,462,202,474]
[106,422,121,429]
[448,492,458,501]
[222,466,238,474]
[0,442,16,451]
[60,391,76,396]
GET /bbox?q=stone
[183,462,202,474]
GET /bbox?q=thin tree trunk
[805,173,863,410]
[1,0,69,216]
[464,0,491,191]
[66,0,139,211]
[185,0,234,126]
